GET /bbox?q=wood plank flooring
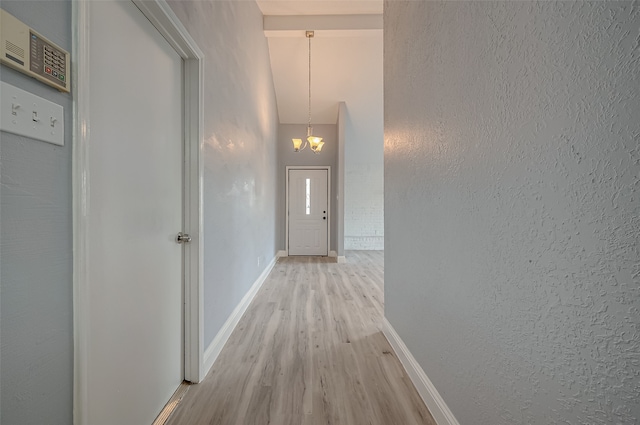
[166,251,436,425]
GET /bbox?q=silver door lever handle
[176,232,192,244]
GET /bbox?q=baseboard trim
[344,235,384,250]
[276,250,287,258]
[202,254,278,378]
[382,318,460,425]
[337,256,346,263]
[329,250,337,257]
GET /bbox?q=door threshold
[152,381,191,425]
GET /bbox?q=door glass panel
[305,178,311,215]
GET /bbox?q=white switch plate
[0,81,64,146]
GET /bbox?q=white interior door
[288,169,329,255]
[85,1,183,424]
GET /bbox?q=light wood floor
[166,251,436,425]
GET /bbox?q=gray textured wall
[0,2,73,424]
[168,0,279,346]
[277,123,338,253]
[384,2,640,425]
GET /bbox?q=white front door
[288,169,329,255]
[85,1,183,424]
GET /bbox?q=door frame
[285,166,331,256]
[72,1,205,423]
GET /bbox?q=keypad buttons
[27,30,69,91]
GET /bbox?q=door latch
[176,232,192,244]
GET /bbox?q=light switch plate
[0,81,64,146]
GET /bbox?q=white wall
[384,2,640,425]
[0,2,73,424]
[344,162,384,250]
[168,0,279,348]
[336,102,346,257]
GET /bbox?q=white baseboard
[344,236,384,250]
[202,255,278,378]
[337,256,346,263]
[278,250,338,259]
[382,318,460,425]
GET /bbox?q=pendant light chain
[308,33,312,129]
[291,31,323,153]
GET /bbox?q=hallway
[166,251,435,425]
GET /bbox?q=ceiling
[256,1,382,16]
[256,1,383,125]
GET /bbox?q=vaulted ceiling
[256,1,383,125]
